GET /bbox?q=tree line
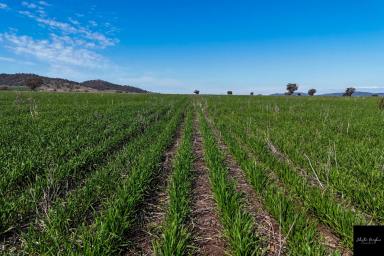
[194,83,357,96]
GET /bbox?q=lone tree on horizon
[308,88,317,96]
[343,87,356,96]
[250,92,254,95]
[193,89,200,95]
[227,91,233,95]
[286,83,298,95]
[25,77,44,91]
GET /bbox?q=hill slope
[81,80,147,93]
[0,73,147,93]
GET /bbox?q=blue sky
[1,0,384,94]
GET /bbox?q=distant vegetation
[343,87,356,96]
[0,73,148,93]
[25,77,44,91]
[285,83,298,95]
[308,88,317,96]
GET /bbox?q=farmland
[0,91,383,255]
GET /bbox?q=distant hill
[321,91,384,96]
[270,92,308,96]
[270,91,384,96]
[81,80,147,93]
[0,73,148,93]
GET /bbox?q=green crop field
[1,91,383,255]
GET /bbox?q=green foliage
[153,110,194,255]
[1,92,380,255]
[199,110,261,256]
[379,97,384,110]
[204,95,383,253]
[286,83,298,95]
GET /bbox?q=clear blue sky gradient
[1,0,384,94]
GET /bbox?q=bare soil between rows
[190,114,226,256]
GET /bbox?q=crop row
[205,96,374,253]
[0,105,174,235]
[206,96,384,221]
[198,108,261,255]
[153,109,194,255]
[66,104,184,255]
[22,104,183,254]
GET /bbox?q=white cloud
[18,8,118,48]
[0,56,16,62]
[68,17,80,25]
[22,1,37,9]
[0,2,7,9]
[0,32,106,68]
[18,10,34,18]
[0,55,35,65]
[89,20,97,27]
[0,0,127,85]
[38,1,50,7]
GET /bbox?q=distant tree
[372,94,379,97]
[25,77,43,91]
[343,87,355,96]
[250,92,254,95]
[227,91,233,95]
[308,88,317,96]
[286,83,298,95]
[194,89,200,95]
[297,93,302,96]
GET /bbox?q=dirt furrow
[190,114,226,256]
[124,118,185,256]
[204,112,286,255]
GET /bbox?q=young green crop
[63,106,185,255]
[22,106,179,254]
[205,96,384,222]
[153,109,194,255]
[0,105,172,233]
[1,92,381,255]
[198,108,261,256]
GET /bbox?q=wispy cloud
[89,20,97,27]
[17,2,118,48]
[38,1,50,7]
[0,0,120,75]
[0,2,8,9]
[0,56,35,65]
[0,32,106,68]
[0,56,16,62]
[0,0,168,91]
[22,1,38,9]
